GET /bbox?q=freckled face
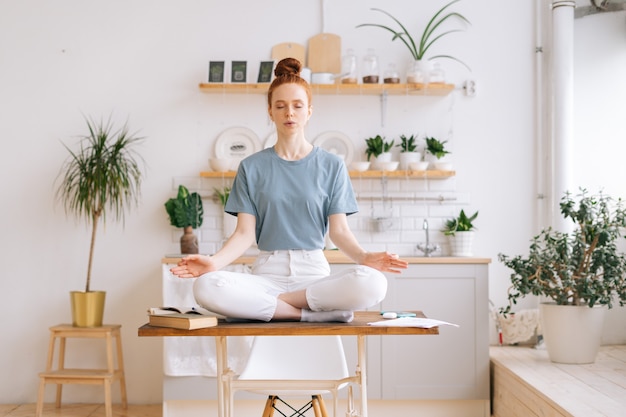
[268,83,312,134]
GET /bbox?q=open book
[148,306,218,330]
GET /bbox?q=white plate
[214,127,261,163]
[312,131,354,164]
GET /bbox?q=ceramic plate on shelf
[214,127,261,162]
[312,131,354,164]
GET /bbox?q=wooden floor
[0,404,161,417]
[490,345,626,417]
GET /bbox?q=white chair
[226,335,352,417]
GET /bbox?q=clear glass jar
[406,60,430,84]
[383,63,400,84]
[361,48,379,84]
[340,48,358,84]
[429,62,446,84]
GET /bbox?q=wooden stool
[262,395,329,417]
[36,324,127,417]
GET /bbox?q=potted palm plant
[442,209,478,256]
[357,0,470,83]
[498,189,626,363]
[56,116,144,327]
[165,185,204,254]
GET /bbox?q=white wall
[0,0,624,404]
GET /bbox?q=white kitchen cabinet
[380,263,490,400]
[331,262,490,403]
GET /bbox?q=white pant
[193,250,387,322]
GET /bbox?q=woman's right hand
[170,255,216,278]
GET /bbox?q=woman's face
[268,83,312,135]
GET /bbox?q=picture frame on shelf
[208,61,225,83]
[231,61,247,83]
[257,61,274,83]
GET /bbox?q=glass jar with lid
[340,48,358,84]
[361,48,379,84]
[383,63,400,84]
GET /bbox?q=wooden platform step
[490,345,626,417]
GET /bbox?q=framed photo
[231,61,247,83]
[257,61,274,83]
[208,61,225,83]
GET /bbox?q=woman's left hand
[361,252,408,274]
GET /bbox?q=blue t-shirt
[225,146,358,251]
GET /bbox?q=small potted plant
[165,185,204,254]
[357,0,470,83]
[214,186,236,239]
[396,134,422,170]
[56,115,145,327]
[442,209,478,256]
[365,135,395,170]
[424,136,451,170]
[498,189,626,364]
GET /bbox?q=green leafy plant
[365,135,395,161]
[214,186,231,207]
[165,185,204,229]
[356,0,470,70]
[442,209,478,236]
[498,189,626,315]
[397,134,418,153]
[56,116,145,292]
[425,136,450,159]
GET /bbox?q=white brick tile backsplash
[171,175,471,257]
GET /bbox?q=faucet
[417,218,440,257]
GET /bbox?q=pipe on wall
[551,0,576,232]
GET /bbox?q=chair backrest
[238,335,349,381]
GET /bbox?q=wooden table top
[138,311,439,337]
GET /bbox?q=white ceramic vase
[540,303,606,364]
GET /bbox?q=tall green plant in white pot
[357,0,470,84]
[56,116,145,327]
[499,189,626,364]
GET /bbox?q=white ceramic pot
[372,152,392,170]
[540,303,606,364]
[399,152,421,170]
[448,231,474,256]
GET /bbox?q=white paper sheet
[368,317,460,328]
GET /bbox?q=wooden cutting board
[307,33,341,73]
[271,42,306,64]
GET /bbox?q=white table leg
[357,335,368,417]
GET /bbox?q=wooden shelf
[200,169,455,179]
[199,82,454,96]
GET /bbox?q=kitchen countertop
[162,251,491,265]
